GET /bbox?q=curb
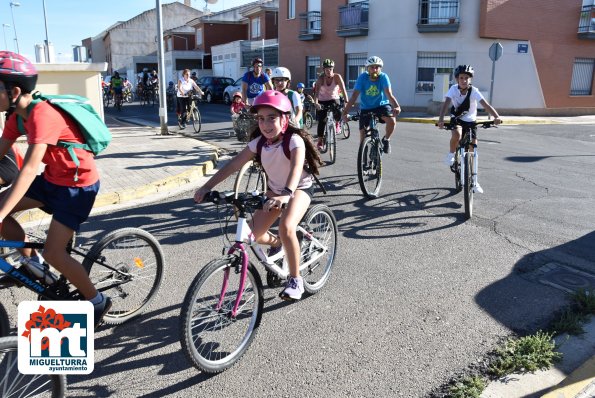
[16,149,220,224]
[398,117,560,125]
[542,355,595,398]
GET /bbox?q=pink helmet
[0,51,38,93]
[232,91,242,99]
[250,90,292,114]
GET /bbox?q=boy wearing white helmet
[271,67,303,127]
[341,56,401,154]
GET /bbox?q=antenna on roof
[201,0,218,15]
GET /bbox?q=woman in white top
[177,69,204,129]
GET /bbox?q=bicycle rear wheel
[357,136,383,198]
[0,336,66,398]
[180,256,264,374]
[328,124,337,165]
[299,205,338,294]
[191,108,201,133]
[82,228,164,324]
[341,121,351,139]
[464,152,474,219]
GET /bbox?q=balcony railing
[578,4,595,39]
[299,11,322,40]
[337,1,369,37]
[417,0,460,33]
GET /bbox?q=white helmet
[271,67,291,80]
[365,56,384,67]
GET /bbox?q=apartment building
[278,0,594,115]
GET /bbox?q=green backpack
[17,92,112,182]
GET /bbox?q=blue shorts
[359,105,394,130]
[25,175,100,232]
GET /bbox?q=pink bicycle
[179,191,337,373]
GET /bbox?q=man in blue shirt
[241,58,273,106]
[341,56,401,154]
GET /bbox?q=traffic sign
[489,42,503,61]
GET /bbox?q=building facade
[278,0,594,114]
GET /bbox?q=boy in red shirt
[0,51,111,327]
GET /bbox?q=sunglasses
[254,64,263,67]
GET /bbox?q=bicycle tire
[234,161,267,198]
[191,108,201,133]
[0,303,9,338]
[464,152,473,219]
[179,256,264,374]
[304,112,314,130]
[342,121,351,139]
[0,336,66,398]
[328,124,336,165]
[357,136,383,198]
[300,205,338,294]
[81,228,164,324]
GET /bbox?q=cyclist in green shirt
[110,71,124,104]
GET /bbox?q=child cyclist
[437,64,502,193]
[271,67,303,127]
[0,51,111,327]
[194,91,322,301]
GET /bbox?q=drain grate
[528,262,595,293]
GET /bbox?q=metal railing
[299,11,322,36]
[578,4,595,33]
[337,1,369,34]
[418,0,460,25]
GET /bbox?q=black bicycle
[440,119,496,219]
[351,112,383,198]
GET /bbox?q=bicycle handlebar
[436,120,497,130]
[203,191,287,210]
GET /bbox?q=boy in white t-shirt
[437,65,502,193]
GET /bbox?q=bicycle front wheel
[341,121,351,139]
[304,112,314,130]
[357,137,383,198]
[82,228,165,324]
[234,161,267,198]
[300,205,338,294]
[464,152,474,219]
[0,337,66,398]
[454,151,462,193]
[191,108,201,133]
[180,256,264,374]
[328,124,337,165]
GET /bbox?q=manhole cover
[537,264,595,293]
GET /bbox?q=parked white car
[223,77,243,105]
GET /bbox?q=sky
[1,0,250,62]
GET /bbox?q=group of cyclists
[0,47,503,325]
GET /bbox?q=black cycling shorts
[0,148,19,188]
[359,105,394,130]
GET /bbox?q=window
[306,56,321,88]
[419,0,459,25]
[416,52,456,93]
[288,0,295,19]
[251,17,261,39]
[570,58,595,95]
[346,53,367,90]
[196,28,203,46]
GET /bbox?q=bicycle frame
[214,193,327,317]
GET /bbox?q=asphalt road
[3,104,594,397]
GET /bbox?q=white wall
[345,0,544,109]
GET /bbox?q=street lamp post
[9,2,20,54]
[2,24,10,49]
[42,0,50,63]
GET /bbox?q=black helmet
[0,51,38,93]
[322,58,335,68]
[454,65,474,77]
[252,57,263,66]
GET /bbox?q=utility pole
[156,0,169,134]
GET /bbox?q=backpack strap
[451,84,473,117]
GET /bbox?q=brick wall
[480,0,595,109]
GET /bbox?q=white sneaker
[443,152,455,166]
[473,183,484,194]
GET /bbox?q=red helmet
[0,51,38,93]
[232,91,242,99]
[250,90,292,114]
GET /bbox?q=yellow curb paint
[542,355,595,398]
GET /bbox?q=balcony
[578,4,595,39]
[299,11,322,41]
[417,0,460,33]
[337,1,369,37]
